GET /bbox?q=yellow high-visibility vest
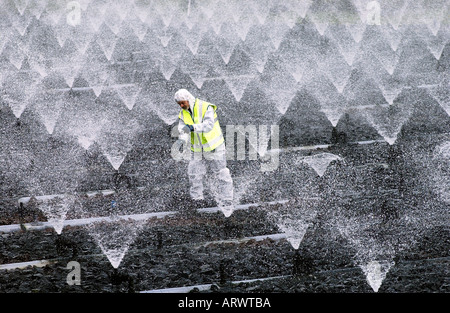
[178,98,224,152]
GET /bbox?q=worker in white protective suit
[174,89,234,217]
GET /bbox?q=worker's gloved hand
[181,125,194,133]
[176,139,185,145]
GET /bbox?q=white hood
[174,89,195,108]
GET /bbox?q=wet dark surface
[1,124,449,293]
[0,4,449,294]
[0,198,448,293]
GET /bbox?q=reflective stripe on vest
[178,98,224,152]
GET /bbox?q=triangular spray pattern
[299,153,343,177]
[86,218,146,268]
[360,260,395,292]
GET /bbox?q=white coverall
[176,89,234,216]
